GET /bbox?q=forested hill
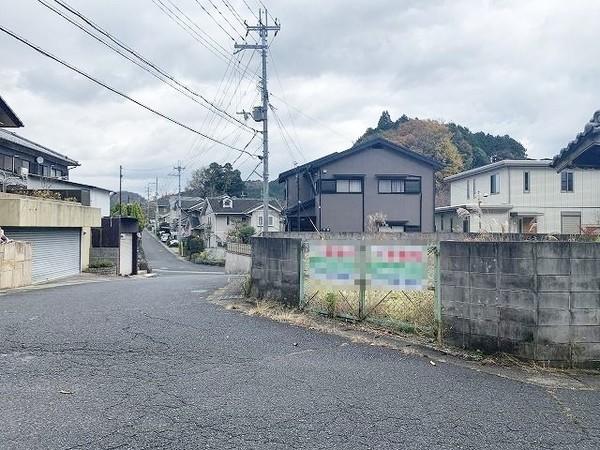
[358,111,528,179]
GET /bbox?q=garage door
[4,228,81,283]
[561,214,581,234]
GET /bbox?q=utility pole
[119,165,123,215]
[235,9,280,235]
[173,162,185,240]
[155,176,159,234]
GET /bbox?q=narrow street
[0,236,598,449]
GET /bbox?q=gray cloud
[1,0,599,195]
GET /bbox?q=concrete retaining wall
[0,241,32,289]
[250,237,302,306]
[440,241,600,368]
[225,251,251,274]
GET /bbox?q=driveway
[0,237,598,449]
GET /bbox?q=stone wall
[90,247,119,274]
[250,237,302,307]
[440,241,600,368]
[0,241,32,289]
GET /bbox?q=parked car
[168,239,179,247]
[160,234,170,242]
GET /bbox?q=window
[1,155,12,171]
[378,177,421,194]
[561,172,574,192]
[42,165,50,177]
[51,167,61,178]
[222,197,233,208]
[336,179,362,193]
[467,180,471,199]
[463,218,470,233]
[258,215,275,227]
[523,171,530,193]
[490,174,500,194]
[404,225,421,232]
[319,179,337,193]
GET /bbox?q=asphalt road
[141,231,224,275]
[0,237,599,449]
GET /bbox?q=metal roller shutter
[561,214,581,234]
[4,228,81,283]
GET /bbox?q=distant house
[199,195,282,247]
[436,158,600,234]
[278,137,442,232]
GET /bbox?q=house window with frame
[258,215,275,227]
[319,179,337,193]
[490,174,500,194]
[222,197,233,208]
[1,155,13,171]
[523,171,530,193]
[561,171,574,192]
[336,179,362,193]
[378,176,421,194]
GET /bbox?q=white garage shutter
[4,228,81,283]
[561,214,581,235]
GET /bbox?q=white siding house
[435,160,600,234]
[200,196,282,247]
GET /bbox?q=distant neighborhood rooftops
[0,129,79,166]
[206,196,281,214]
[552,110,600,171]
[278,137,443,182]
[444,159,552,182]
[0,96,23,128]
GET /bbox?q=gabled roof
[206,196,281,215]
[0,96,23,128]
[0,129,79,166]
[278,137,443,182]
[552,110,600,171]
[444,159,551,182]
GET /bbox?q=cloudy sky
[2,0,599,195]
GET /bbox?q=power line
[0,25,258,157]
[192,0,236,42]
[154,0,257,83]
[41,0,257,134]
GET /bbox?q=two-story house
[278,137,442,232]
[199,195,282,247]
[435,159,600,234]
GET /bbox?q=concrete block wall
[90,247,119,274]
[0,241,32,289]
[440,241,600,368]
[250,237,302,307]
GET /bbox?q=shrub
[89,260,114,269]
[324,292,337,318]
[226,223,256,244]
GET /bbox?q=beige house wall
[0,193,101,270]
